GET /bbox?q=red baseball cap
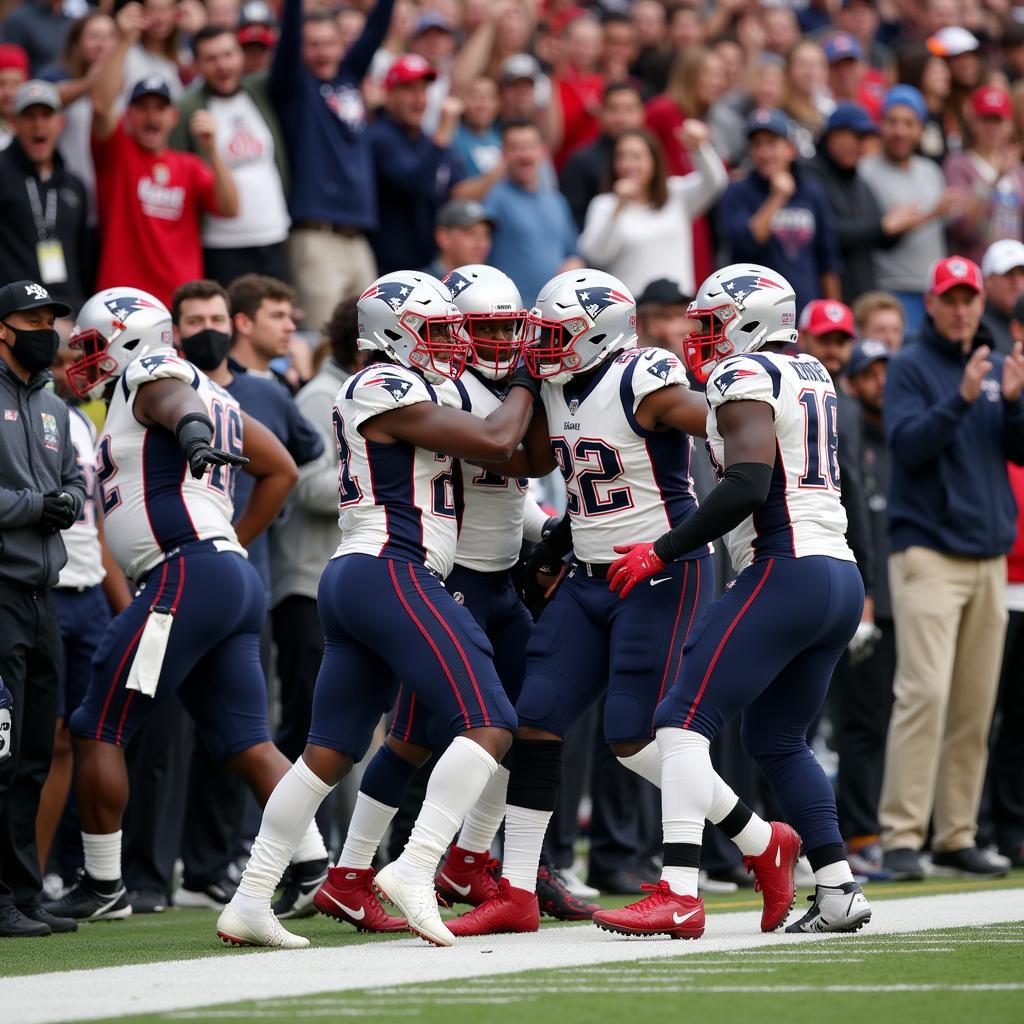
[238,24,277,48]
[0,44,29,75]
[798,299,855,338]
[385,54,437,91]
[971,85,1012,119]
[930,255,983,295]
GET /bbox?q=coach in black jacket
[803,103,924,304]
[0,81,89,316]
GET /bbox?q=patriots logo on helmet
[364,373,414,401]
[647,357,676,381]
[360,280,413,312]
[575,286,632,319]
[444,271,472,295]
[721,274,785,304]
[103,295,161,322]
[715,366,759,394]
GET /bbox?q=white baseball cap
[982,238,1024,277]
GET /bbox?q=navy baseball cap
[746,108,792,140]
[636,278,692,307]
[846,338,891,377]
[0,280,71,320]
[824,33,863,63]
[824,102,878,137]
[128,76,172,105]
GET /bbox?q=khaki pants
[287,229,377,335]
[879,546,1007,853]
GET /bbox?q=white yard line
[6,889,1023,1024]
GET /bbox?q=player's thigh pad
[605,555,713,744]
[70,550,262,747]
[515,572,609,737]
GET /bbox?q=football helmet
[682,264,797,383]
[523,269,637,384]
[356,272,467,383]
[66,287,174,399]
[443,264,525,380]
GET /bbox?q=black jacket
[0,361,85,589]
[0,138,90,315]
[560,135,615,231]
[836,386,875,596]
[802,149,896,304]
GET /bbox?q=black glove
[507,363,542,403]
[38,491,76,533]
[516,515,572,618]
[176,413,249,480]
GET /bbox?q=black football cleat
[43,869,132,922]
[273,857,329,919]
[536,861,600,920]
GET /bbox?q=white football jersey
[333,363,465,579]
[706,351,854,574]
[98,351,246,582]
[58,404,105,589]
[541,347,706,564]
[438,368,549,573]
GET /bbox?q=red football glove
[608,543,666,598]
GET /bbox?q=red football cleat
[743,820,802,932]
[313,867,408,932]
[435,845,501,907]
[447,878,540,936]
[592,881,705,939]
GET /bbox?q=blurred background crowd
[0,0,1022,921]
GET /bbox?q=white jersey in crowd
[439,368,549,573]
[332,363,464,579]
[57,404,105,589]
[98,351,246,582]
[540,347,707,565]
[706,350,855,574]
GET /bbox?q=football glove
[608,542,666,598]
[176,413,249,480]
[39,490,77,533]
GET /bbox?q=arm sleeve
[293,385,343,516]
[578,193,625,267]
[0,488,43,528]
[674,142,729,218]
[653,462,773,563]
[521,495,551,543]
[192,156,219,214]
[883,356,970,471]
[340,0,396,82]
[270,0,301,99]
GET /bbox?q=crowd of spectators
[1,0,1023,933]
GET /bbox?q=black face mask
[1,321,60,375]
[181,328,231,370]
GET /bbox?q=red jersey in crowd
[554,68,604,171]
[92,121,218,307]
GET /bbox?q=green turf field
[81,920,1024,1024]
[2,871,1021,978]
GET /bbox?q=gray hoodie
[0,362,85,589]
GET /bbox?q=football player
[45,289,330,930]
[447,269,796,938]
[594,264,872,938]
[313,265,595,932]
[217,272,539,949]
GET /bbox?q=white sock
[82,831,122,882]
[457,763,509,853]
[617,742,661,787]
[661,865,700,898]
[502,804,551,892]
[338,793,398,870]
[815,860,855,887]
[657,727,712,900]
[233,757,334,914]
[395,736,497,886]
[291,818,329,864]
[733,814,773,857]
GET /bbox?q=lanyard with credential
[25,177,57,241]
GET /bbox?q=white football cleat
[785,882,872,933]
[216,901,310,949]
[374,861,454,947]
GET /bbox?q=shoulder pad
[123,352,199,392]
[707,355,781,412]
[631,348,689,400]
[340,365,437,430]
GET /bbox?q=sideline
[8,888,1023,1024]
